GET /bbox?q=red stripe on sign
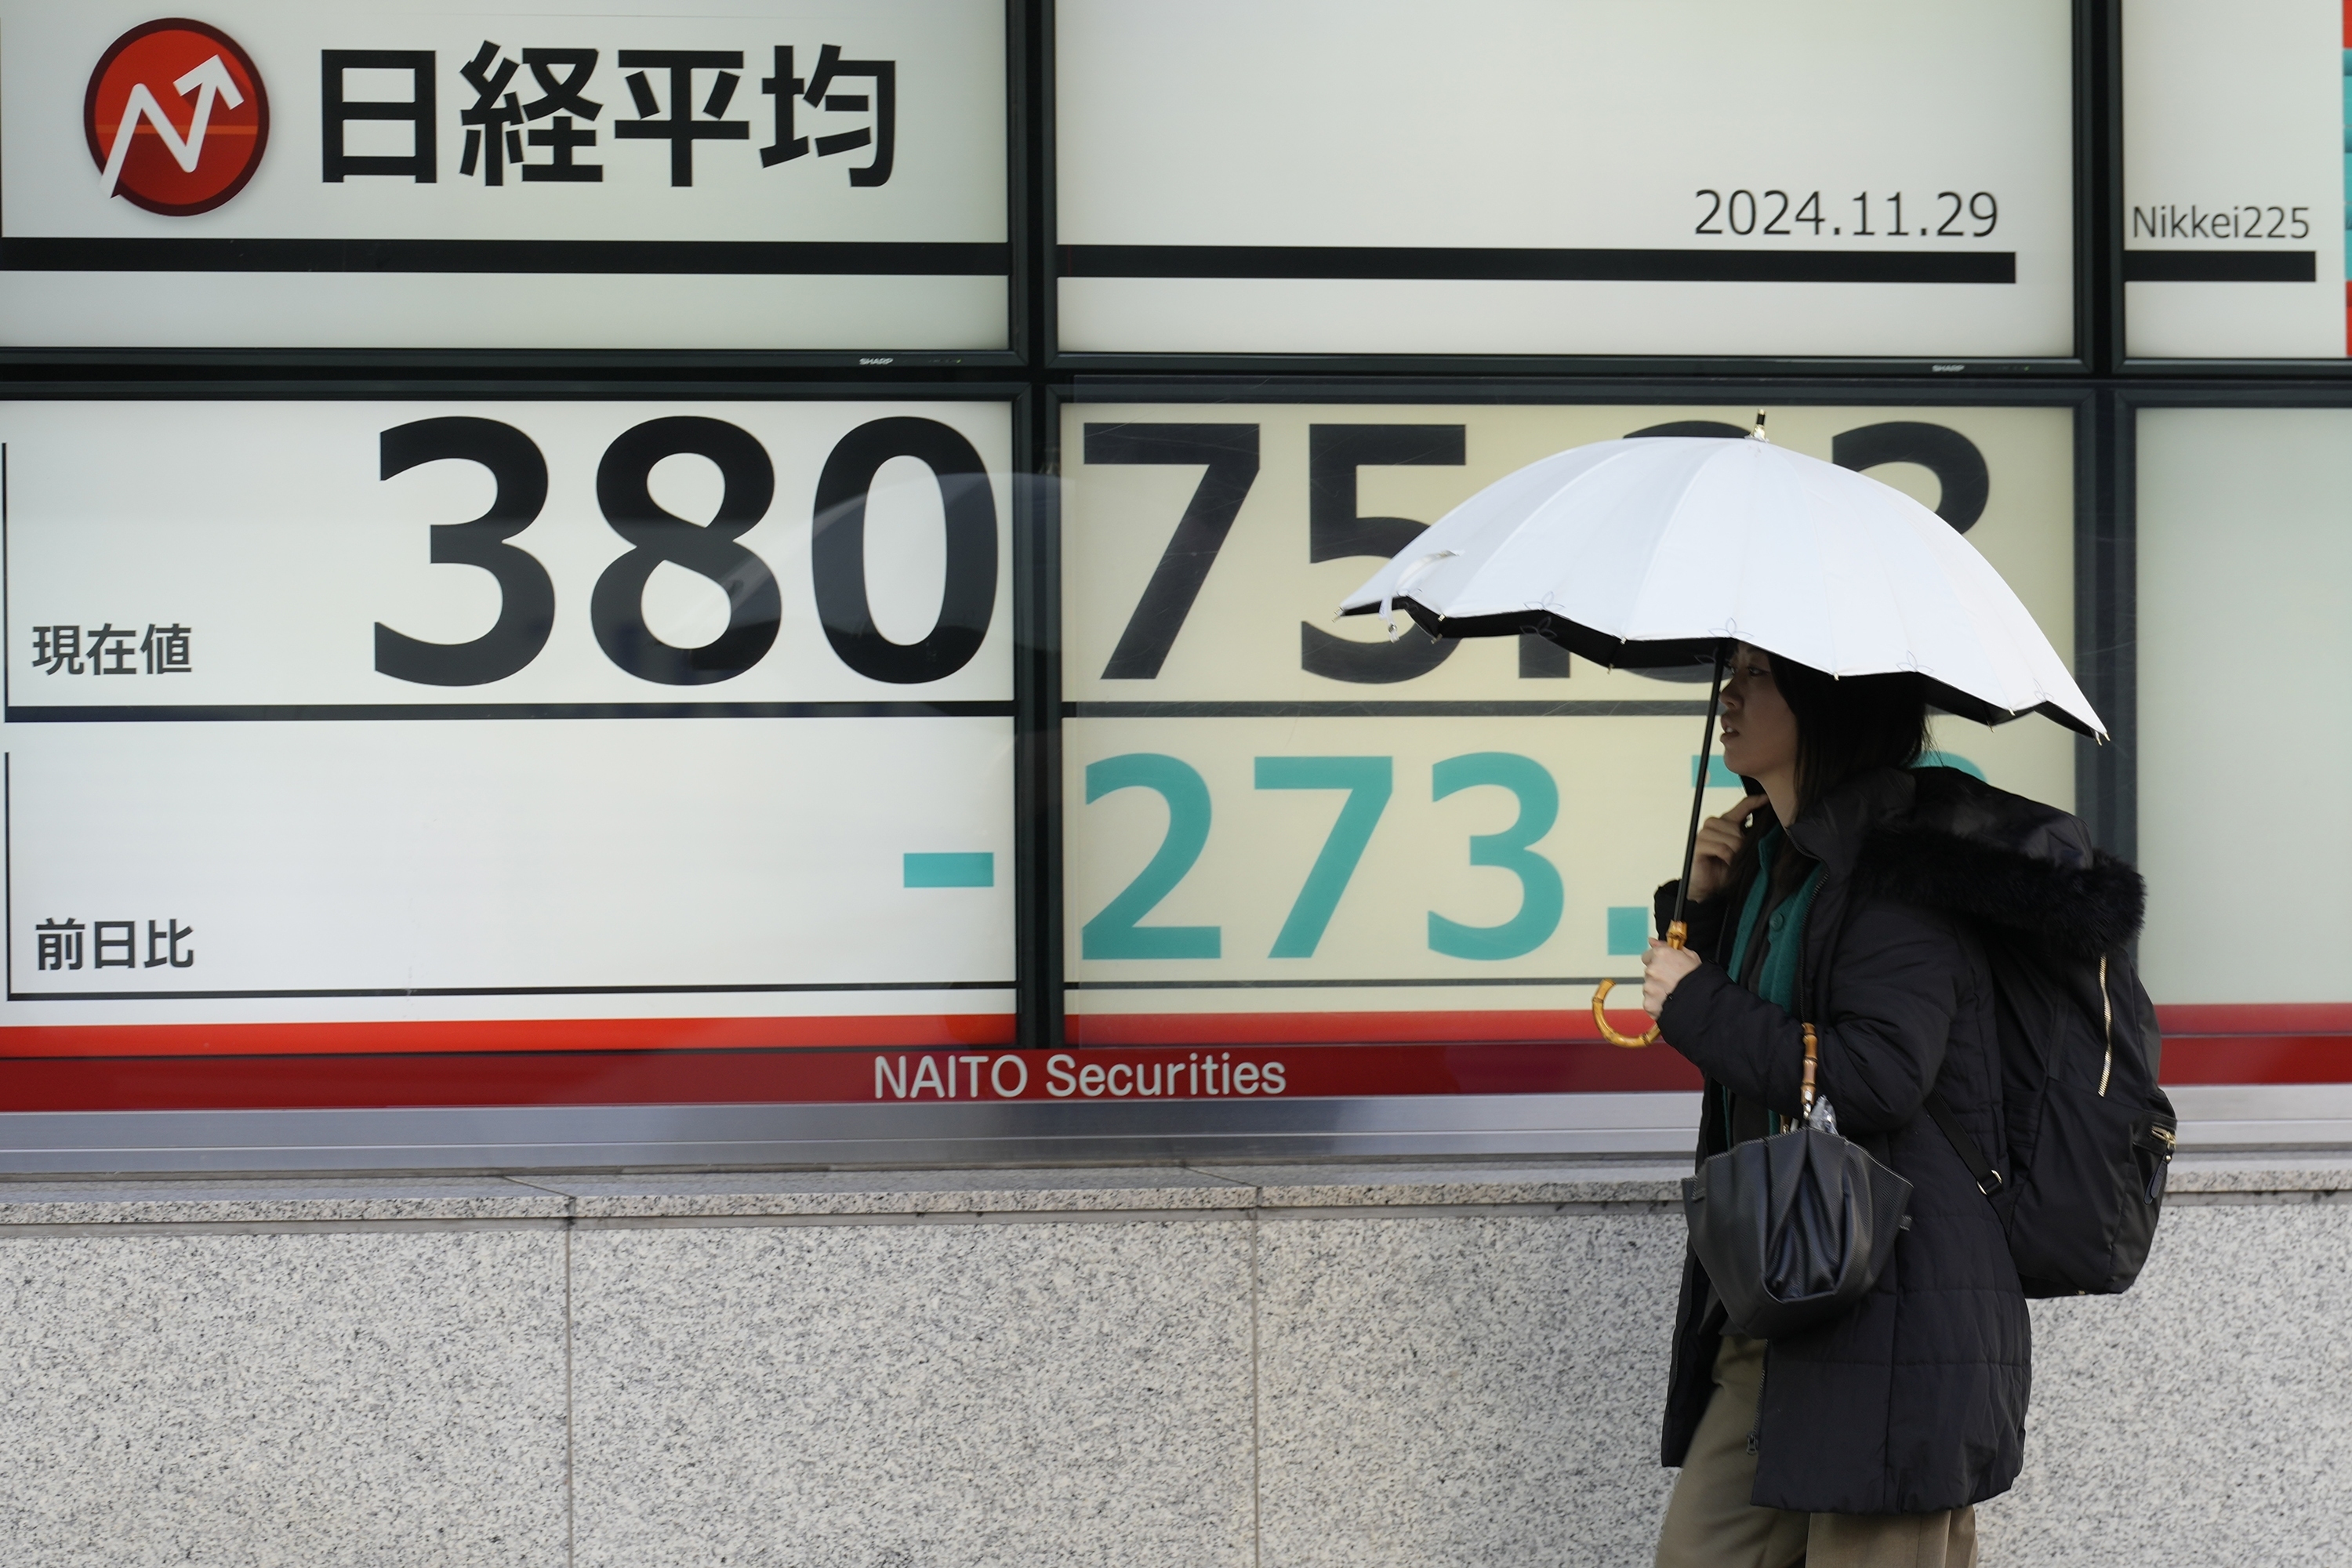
[0,1040,1704,1112]
[2150,1005,2352,1082]
[15,1002,2307,1061]
[2158,1036,2352,1084]
[0,1014,1017,1059]
[3,1004,2350,1112]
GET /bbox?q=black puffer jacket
[1651,765,2145,1515]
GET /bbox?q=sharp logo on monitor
[84,19,270,216]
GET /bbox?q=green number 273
[1080,752,1563,962]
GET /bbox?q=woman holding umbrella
[1640,646,2024,1567]
[1339,426,2156,1568]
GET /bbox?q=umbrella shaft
[1669,642,1730,934]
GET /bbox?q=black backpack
[1872,771,2183,1298]
[1926,937,2177,1297]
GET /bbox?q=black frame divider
[2086,0,2124,378]
[2080,387,2135,859]
[1012,387,1063,1051]
[1011,0,1063,1052]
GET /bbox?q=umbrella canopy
[1338,432,2103,739]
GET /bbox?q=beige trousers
[1655,1335,1979,1568]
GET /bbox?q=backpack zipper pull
[2096,953,2114,1097]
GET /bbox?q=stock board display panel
[0,1,1008,352]
[2131,404,2352,1100]
[1058,402,2078,1099]
[1055,0,2075,360]
[2137,407,2352,998]
[2122,0,2349,359]
[0,398,1014,1111]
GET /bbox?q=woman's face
[1719,644,1798,786]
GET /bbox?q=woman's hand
[1643,939,1704,1019]
[1683,793,1769,903]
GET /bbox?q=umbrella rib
[1608,445,1719,649]
[1451,442,1657,631]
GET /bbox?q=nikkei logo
[84,19,270,216]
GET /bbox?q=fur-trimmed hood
[1853,828,2144,960]
[1793,766,2144,961]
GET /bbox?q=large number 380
[375,415,998,687]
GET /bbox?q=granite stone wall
[0,1157,2343,1566]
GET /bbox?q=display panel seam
[3,702,1018,723]
[0,1195,2331,1234]
[1066,978,1631,990]
[0,240,1014,276]
[4,982,1014,1002]
[0,1200,1696,1238]
[1069,700,1713,717]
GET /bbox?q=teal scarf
[1724,827,1823,1013]
[1720,829,1823,1146]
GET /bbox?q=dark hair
[1719,653,1930,901]
[1769,655,1931,815]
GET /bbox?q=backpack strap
[1925,1091,2005,1197]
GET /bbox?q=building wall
[2,1158,2344,1566]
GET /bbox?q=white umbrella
[1338,427,2101,738]
[1337,423,2100,1046]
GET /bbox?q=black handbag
[1681,1024,1914,1338]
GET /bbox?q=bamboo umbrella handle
[1592,920,1683,1047]
[1598,641,1723,1051]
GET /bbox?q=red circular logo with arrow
[84,19,269,216]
